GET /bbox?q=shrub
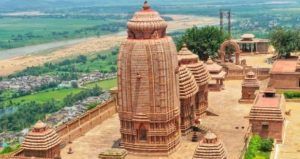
[284,91,300,99]
[260,138,274,152]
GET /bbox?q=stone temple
[117,1,181,155]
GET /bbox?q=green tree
[176,26,229,60]
[270,27,300,58]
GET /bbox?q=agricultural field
[0,16,126,50]
[1,0,300,50]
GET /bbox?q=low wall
[56,99,117,147]
[226,67,270,80]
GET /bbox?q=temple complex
[205,58,226,91]
[269,56,300,89]
[248,89,285,143]
[234,34,270,54]
[13,121,61,159]
[117,1,181,155]
[193,131,227,159]
[239,71,260,103]
[177,45,210,117]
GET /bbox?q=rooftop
[254,91,281,108]
[271,59,298,73]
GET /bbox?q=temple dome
[22,121,61,151]
[193,131,227,159]
[178,65,199,99]
[178,45,210,86]
[127,1,167,39]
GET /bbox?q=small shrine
[205,58,226,91]
[239,71,260,103]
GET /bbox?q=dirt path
[0,15,218,76]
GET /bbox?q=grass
[84,78,117,90]
[7,88,83,104]
[2,78,117,105]
[244,135,272,159]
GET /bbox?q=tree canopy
[270,27,300,58]
[176,26,229,61]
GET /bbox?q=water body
[0,38,92,60]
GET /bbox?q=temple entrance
[219,40,241,65]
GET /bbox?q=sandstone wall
[55,99,117,147]
[226,67,270,80]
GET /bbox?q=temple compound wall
[4,99,117,159]
[56,99,116,146]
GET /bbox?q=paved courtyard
[61,80,260,159]
[278,102,300,159]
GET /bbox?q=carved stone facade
[117,1,181,155]
[248,89,285,143]
[239,71,260,103]
[177,45,210,118]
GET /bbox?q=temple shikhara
[117,1,181,155]
[177,45,210,135]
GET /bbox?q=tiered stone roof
[178,65,199,99]
[178,45,210,86]
[21,121,61,151]
[242,71,259,88]
[205,58,226,79]
[193,131,227,159]
[248,89,284,121]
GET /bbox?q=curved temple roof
[178,45,210,86]
[178,65,199,99]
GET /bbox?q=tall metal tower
[220,9,231,37]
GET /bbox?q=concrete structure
[235,34,270,54]
[269,57,300,89]
[248,89,285,143]
[193,131,227,159]
[239,71,260,103]
[13,121,61,159]
[206,58,226,91]
[117,1,181,155]
[177,45,210,117]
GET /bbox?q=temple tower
[193,131,227,159]
[178,65,198,135]
[18,121,61,158]
[117,1,181,155]
[178,45,210,117]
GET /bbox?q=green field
[85,78,117,90]
[2,78,117,105]
[0,17,125,49]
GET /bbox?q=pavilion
[234,34,270,54]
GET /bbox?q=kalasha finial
[143,1,151,10]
